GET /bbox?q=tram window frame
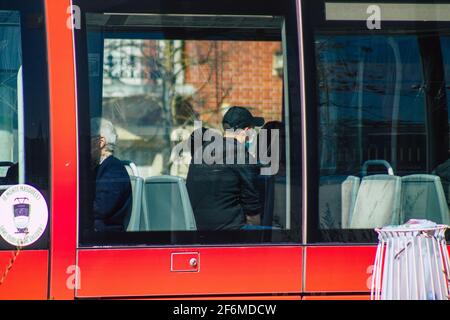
[302,0,450,243]
[74,0,302,247]
[0,0,51,250]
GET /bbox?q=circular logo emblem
[0,185,48,247]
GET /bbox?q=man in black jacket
[90,118,132,232]
[186,107,263,230]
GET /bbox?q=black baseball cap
[222,106,265,129]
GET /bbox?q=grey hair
[91,117,117,153]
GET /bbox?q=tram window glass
[305,1,450,242]
[75,4,302,246]
[0,11,22,189]
[0,1,50,249]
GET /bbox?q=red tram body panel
[46,0,78,300]
[0,251,48,300]
[76,247,302,298]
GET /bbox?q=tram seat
[272,176,287,228]
[140,175,197,231]
[126,175,144,232]
[341,176,360,229]
[257,174,274,226]
[258,174,286,228]
[319,175,348,229]
[0,161,13,186]
[350,175,402,229]
[400,174,450,225]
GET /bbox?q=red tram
[0,0,449,299]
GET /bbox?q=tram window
[0,1,50,249]
[306,1,450,242]
[0,11,22,190]
[75,3,302,246]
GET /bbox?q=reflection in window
[316,32,450,230]
[83,14,293,235]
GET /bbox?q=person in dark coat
[90,118,131,232]
[186,107,263,230]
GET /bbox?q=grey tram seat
[122,160,140,177]
[341,176,360,229]
[140,175,197,231]
[350,174,402,229]
[319,175,346,229]
[259,174,286,228]
[271,176,287,228]
[400,174,450,225]
[126,175,144,232]
[361,159,394,177]
[319,175,360,229]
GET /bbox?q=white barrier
[371,220,450,300]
